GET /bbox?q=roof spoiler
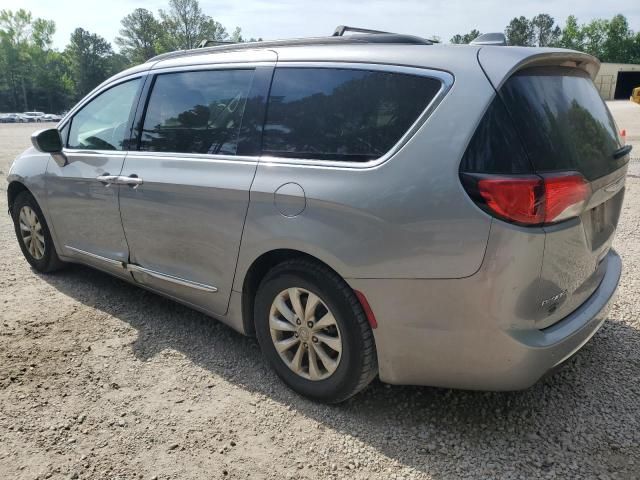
[478,48,601,87]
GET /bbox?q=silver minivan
[7,30,629,402]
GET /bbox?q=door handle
[96,174,118,185]
[116,175,143,188]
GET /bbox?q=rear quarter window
[262,68,442,162]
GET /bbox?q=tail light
[462,172,590,226]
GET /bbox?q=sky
[4,0,640,50]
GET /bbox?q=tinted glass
[141,69,254,155]
[68,79,140,150]
[263,68,442,161]
[501,67,624,180]
[459,96,532,174]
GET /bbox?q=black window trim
[259,62,454,169]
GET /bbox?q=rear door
[499,67,628,326]
[118,63,274,316]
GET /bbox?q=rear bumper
[348,249,621,390]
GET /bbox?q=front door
[46,77,142,278]
[118,65,273,315]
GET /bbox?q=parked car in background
[0,113,21,123]
[41,114,62,122]
[6,28,631,403]
[22,111,46,122]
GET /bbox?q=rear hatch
[461,59,630,328]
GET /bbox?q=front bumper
[348,249,621,390]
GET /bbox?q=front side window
[68,79,141,151]
[262,68,442,161]
[140,69,254,155]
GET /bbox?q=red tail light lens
[468,172,589,226]
[543,173,590,222]
[477,176,544,224]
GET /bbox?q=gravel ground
[1,102,639,480]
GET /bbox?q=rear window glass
[262,68,442,162]
[141,69,254,155]
[500,67,624,180]
[459,96,532,174]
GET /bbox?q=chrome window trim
[124,150,259,165]
[59,62,453,170]
[259,62,455,170]
[149,61,272,75]
[126,264,218,292]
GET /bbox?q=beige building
[594,62,640,100]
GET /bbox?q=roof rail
[197,39,238,48]
[333,25,390,36]
[332,25,439,43]
[146,29,434,63]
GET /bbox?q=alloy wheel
[19,206,45,260]
[269,287,342,381]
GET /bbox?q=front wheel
[11,191,65,273]
[254,259,377,403]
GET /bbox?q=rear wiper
[613,144,632,160]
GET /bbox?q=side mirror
[31,128,67,167]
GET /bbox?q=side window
[263,68,442,161]
[140,69,254,155]
[68,79,141,151]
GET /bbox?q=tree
[0,9,72,112]
[0,9,33,110]
[505,16,534,46]
[450,29,481,44]
[115,8,164,63]
[65,28,115,99]
[230,26,243,43]
[29,19,73,112]
[581,19,609,59]
[555,15,584,50]
[602,14,634,63]
[159,0,229,50]
[531,14,560,46]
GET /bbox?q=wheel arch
[240,248,348,337]
[7,180,31,214]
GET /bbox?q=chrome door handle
[116,175,143,187]
[96,174,118,185]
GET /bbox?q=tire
[254,258,377,403]
[11,190,65,273]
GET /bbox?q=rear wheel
[11,191,65,273]
[254,259,377,403]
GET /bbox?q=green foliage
[3,3,640,114]
[158,0,229,50]
[450,29,481,44]
[115,8,163,64]
[0,0,245,112]
[478,12,640,63]
[505,16,535,46]
[531,14,561,47]
[0,9,72,112]
[64,28,118,100]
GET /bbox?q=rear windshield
[500,67,624,181]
